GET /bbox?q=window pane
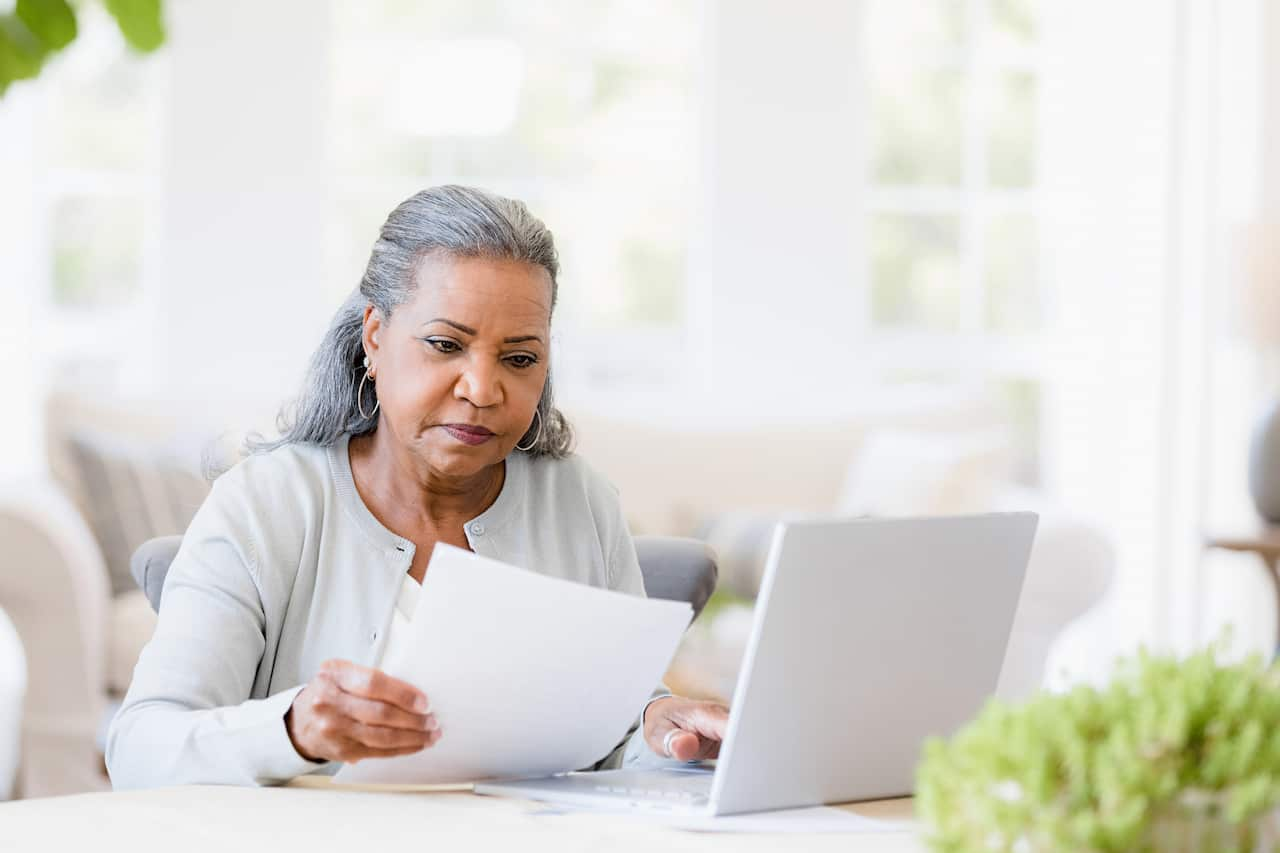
[51,195,145,308]
[986,71,1037,187]
[871,70,966,186]
[543,188,688,330]
[984,213,1039,331]
[40,4,155,172]
[328,0,695,330]
[866,0,966,68]
[870,214,963,330]
[989,0,1038,53]
[330,36,540,178]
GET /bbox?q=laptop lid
[708,512,1037,815]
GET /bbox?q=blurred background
[1,0,1279,799]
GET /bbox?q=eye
[506,353,538,369]
[424,337,461,354]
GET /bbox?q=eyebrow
[423,318,544,345]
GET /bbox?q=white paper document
[334,544,692,785]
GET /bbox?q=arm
[104,478,319,790]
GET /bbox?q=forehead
[400,253,553,332]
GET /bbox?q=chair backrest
[132,534,718,620]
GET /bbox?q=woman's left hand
[642,696,730,762]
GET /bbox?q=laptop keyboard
[591,784,702,801]
[583,767,713,805]
[475,765,716,810]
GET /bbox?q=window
[865,0,1042,482]
[33,3,164,385]
[326,0,698,376]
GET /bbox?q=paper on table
[334,544,692,785]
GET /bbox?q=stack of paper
[335,544,692,785]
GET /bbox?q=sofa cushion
[834,427,1012,517]
[63,431,210,598]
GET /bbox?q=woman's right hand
[285,658,441,763]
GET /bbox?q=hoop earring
[515,408,543,452]
[357,357,379,420]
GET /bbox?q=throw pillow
[63,430,211,598]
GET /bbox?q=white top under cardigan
[105,433,669,790]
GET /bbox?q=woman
[105,186,728,789]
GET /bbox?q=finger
[644,720,697,761]
[341,730,443,764]
[334,691,437,733]
[344,719,439,751]
[667,730,701,762]
[322,660,429,714]
[686,703,730,741]
[660,701,729,740]
[650,703,730,742]
[668,730,721,762]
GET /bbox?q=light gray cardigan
[106,434,665,790]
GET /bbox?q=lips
[442,424,496,446]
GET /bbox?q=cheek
[378,362,456,415]
[517,366,550,407]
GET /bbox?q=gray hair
[251,185,573,458]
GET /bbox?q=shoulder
[516,451,621,516]
[215,440,331,499]
[190,441,334,581]
[510,451,639,592]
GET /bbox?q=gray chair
[131,534,718,619]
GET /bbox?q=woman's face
[362,253,552,480]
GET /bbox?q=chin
[417,442,505,477]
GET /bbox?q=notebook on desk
[477,512,1038,816]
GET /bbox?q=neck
[351,427,504,523]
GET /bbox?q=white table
[0,778,923,852]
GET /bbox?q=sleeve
[587,500,675,771]
[104,476,322,790]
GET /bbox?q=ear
[361,304,385,366]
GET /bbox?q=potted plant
[918,645,1280,852]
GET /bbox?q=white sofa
[0,479,113,798]
[0,605,25,801]
[0,387,1115,797]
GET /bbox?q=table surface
[0,777,923,852]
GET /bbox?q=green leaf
[103,0,164,52]
[15,0,77,51]
[0,13,50,84]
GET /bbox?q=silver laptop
[476,512,1038,816]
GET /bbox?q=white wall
[150,0,332,414]
[1038,0,1219,651]
[693,0,865,405]
[0,89,42,479]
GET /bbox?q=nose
[454,357,503,408]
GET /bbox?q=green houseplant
[0,0,163,98]
[918,645,1280,852]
